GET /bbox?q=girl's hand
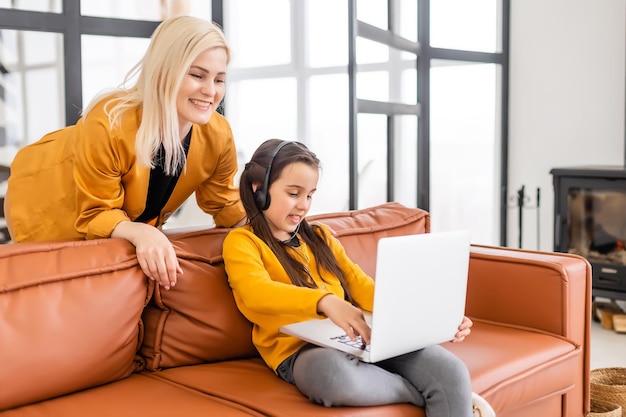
[317,294,371,345]
[112,221,183,290]
[451,316,473,343]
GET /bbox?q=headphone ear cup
[262,192,271,211]
[254,187,270,211]
[254,140,290,212]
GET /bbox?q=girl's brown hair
[240,139,353,302]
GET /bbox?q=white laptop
[279,230,471,363]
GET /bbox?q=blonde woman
[5,16,245,289]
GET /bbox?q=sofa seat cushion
[444,320,581,413]
[0,374,263,417]
[152,359,424,417]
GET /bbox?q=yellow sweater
[7,96,244,242]
[223,224,375,372]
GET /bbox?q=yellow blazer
[223,224,375,372]
[7,97,244,242]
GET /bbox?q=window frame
[0,0,510,244]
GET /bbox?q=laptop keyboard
[331,334,371,352]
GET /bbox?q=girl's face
[176,47,228,138]
[264,162,319,242]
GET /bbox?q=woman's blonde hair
[83,16,231,175]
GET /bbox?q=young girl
[222,139,495,417]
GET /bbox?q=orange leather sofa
[0,202,591,416]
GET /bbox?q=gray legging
[286,344,473,417]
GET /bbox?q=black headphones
[253,140,292,211]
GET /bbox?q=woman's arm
[193,115,246,228]
[72,100,137,239]
[111,220,182,290]
[73,101,182,286]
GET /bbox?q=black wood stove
[551,166,626,301]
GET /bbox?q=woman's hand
[451,315,473,343]
[317,294,371,345]
[112,221,183,290]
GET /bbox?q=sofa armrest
[465,244,592,416]
[466,244,591,341]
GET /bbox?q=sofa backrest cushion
[308,202,430,277]
[140,229,258,371]
[0,238,149,411]
[141,202,430,371]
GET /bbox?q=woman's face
[176,47,228,137]
[264,162,319,242]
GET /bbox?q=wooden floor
[590,298,626,370]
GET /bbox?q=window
[429,61,501,244]
[0,29,64,164]
[0,0,509,244]
[224,0,354,214]
[424,0,508,245]
[224,0,509,244]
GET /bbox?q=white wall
[508,0,626,251]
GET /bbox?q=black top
[135,129,192,223]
